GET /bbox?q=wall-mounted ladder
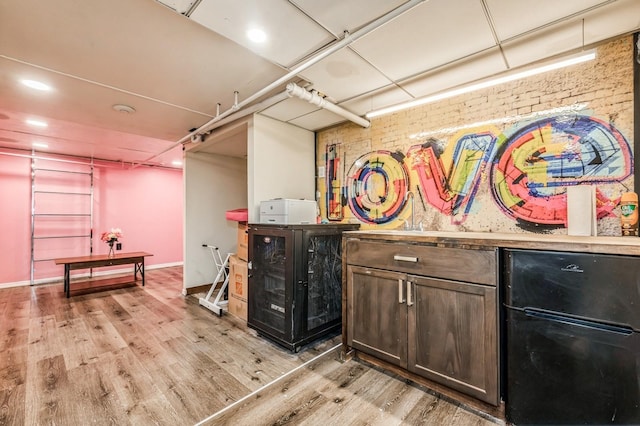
[30,154,94,285]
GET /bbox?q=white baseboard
[0,262,183,289]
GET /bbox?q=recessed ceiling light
[25,119,48,127]
[112,104,136,114]
[172,160,183,167]
[32,142,49,148]
[21,79,52,91]
[247,28,267,43]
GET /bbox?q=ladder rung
[34,190,92,196]
[33,168,92,175]
[34,257,91,263]
[33,213,91,217]
[34,235,92,240]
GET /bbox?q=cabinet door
[407,276,498,405]
[248,228,294,342]
[346,265,408,369]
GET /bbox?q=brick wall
[316,35,635,236]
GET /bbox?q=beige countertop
[344,230,640,256]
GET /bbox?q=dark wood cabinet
[346,265,408,367]
[344,238,499,405]
[407,276,498,404]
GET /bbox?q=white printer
[259,199,317,224]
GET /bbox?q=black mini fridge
[247,223,359,352]
[504,249,640,425]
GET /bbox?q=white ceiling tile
[485,0,610,41]
[400,47,507,97]
[340,85,414,116]
[190,0,334,67]
[0,106,181,165]
[0,0,285,115]
[0,58,212,143]
[1,0,639,166]
[287,109,348,131]
[501,20,584,68]
[259,97,321,123]
[351,0,497,81]
[289,0,407,37]
[582,0,640,45]
[299,48,393,102]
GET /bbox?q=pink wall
[0,153,183,285]
[94,166,183,262]
[0,155,32,284]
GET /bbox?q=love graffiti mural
[326,114,632,228]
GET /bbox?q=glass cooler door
[305,232,343,332]
[248,228,293,340]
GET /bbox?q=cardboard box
[228,254,248,321]
[228,296,247,321]
[237,222,248,261]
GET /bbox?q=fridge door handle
[523,308,634,335]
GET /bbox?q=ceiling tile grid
[289,0,408,37]
[350,0,498,82]
[485,0,610,41]
[299,48,394,102]
[0,0,638,165]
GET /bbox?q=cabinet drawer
[346,239,497,286]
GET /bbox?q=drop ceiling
[0,0,638,167]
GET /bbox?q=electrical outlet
[317,166,325,178]
[116,242,122,250]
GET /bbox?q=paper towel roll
[566,185,596,236]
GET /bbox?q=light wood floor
[0,266,504,425]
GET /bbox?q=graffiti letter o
[346,150,409,224]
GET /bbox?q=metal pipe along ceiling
[189,0,424,136]
[286,83,370,128]
[133,0,426,167]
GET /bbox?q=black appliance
[247,223,359,352]
[504,249,640,425]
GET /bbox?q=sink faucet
[405,191,415,230]
[404,191,422,231]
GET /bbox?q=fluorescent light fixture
[172,160,183,167]
[32,142,49,148]
[25,119,48,127]
[247,28,267,43]
[21,79,52,91]
[366,51,597,119]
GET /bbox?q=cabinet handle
[398,279,404,304]
[393,255,418,263]
[407,281,413,306]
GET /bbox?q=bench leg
[65,266,70,298]
[134,261,146,286]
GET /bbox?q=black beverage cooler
[504,249,640,425]
[247,223,359,352]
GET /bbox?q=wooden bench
[54,252,153,298]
